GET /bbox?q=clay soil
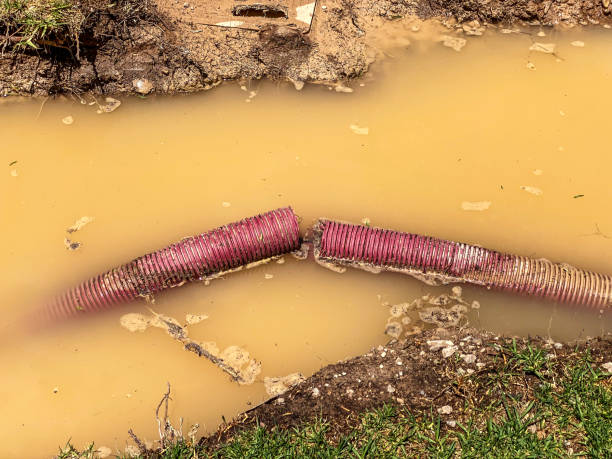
[2,0,612,96]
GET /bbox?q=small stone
[446,420,456,427]
[386,384,395,393]
[395,358,403,366]
[62,116,74,125]
[133,78,154,95]
[442,346,458,358]
[601,362,612,373]
[346,388,354,397]
[451,286,462,297]
[554,342,562,349]
[462,353,477,364]
[427,340,454,351]
[437,405,452,415]
[476,362,485,369]
[264,273,274,280]
[311,387,320,397]
[537,30,546,37]
[527,62,536,70]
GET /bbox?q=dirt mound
[1,0,611,96]
[199,327,611,451]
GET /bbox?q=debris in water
[276,257,285,264]
[361,217,371,226]
[573,194,584,199]
[419,307,463,328]
[98,97,122,113]
[526,62,536,70]
[96,447,112,458]
[570,41,585,47]
[427,340,454,351]
[67,216,94,233]
[462,20,484,36]
[264,273,274,279]
[411,24,420,32]
[349,124,369,135]
[521,185,543,196]
[461,201,491,211]
[120,313,151,332]
[335,84,353,93]
[264,373,305,396]
[52,387,59,394]
[536,30,546,37]
[533,169,543,176]
[10,169,18,177]
[529,42,555,54]
[61,116,74,125]
[385,321,402,339]
[119,311,260,384]
[64,238,81,251]
[222,201,231,207]
[185,313,208,325]
[292,80,305,91]
[440,35,466,51]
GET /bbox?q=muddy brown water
[1,27,612,456]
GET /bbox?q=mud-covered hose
[314,219,611,309]
[45,207,300,320]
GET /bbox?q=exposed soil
[199,327,611,450]
[2,0,612,96]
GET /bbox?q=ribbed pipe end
[44,207,300,321]
[315,219,612,309]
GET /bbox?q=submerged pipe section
[45,207,300,320]
[314,219,612,309]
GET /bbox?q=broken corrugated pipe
[313,219,611,309]
[44,207,300,320]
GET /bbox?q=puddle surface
[1,27,612,456]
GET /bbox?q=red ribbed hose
[315,219,611,308]
[45,207,300,320]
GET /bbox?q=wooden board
[159,0,317,33]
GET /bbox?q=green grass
[58,341,611,458]
[0,0,84,50]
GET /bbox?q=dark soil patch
[2,0,612,96]
[199,327,611,451]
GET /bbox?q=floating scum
[44,208,611,322]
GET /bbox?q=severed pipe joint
[44,207,300,320]
[313,219,612,309]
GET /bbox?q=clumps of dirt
[3,0,612,96]
[119,310,261,384]
[264,373,306,396]
[384,286,476,339]
[199,327,611,450]
[63,215,94,251]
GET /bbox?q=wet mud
[2,0,612,96]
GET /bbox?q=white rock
[437,405,453,415]
[427,340,454,351]
[602,362,612,373]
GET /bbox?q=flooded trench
[1,26,612,456]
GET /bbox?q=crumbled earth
[199,327,611,449]
[2,0,612,96]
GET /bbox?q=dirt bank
[197,327,611,453]
[2,0,612,97]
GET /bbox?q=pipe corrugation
[315,219,611,308]
[45,207,300,320]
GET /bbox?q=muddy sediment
[1,0,612,96]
